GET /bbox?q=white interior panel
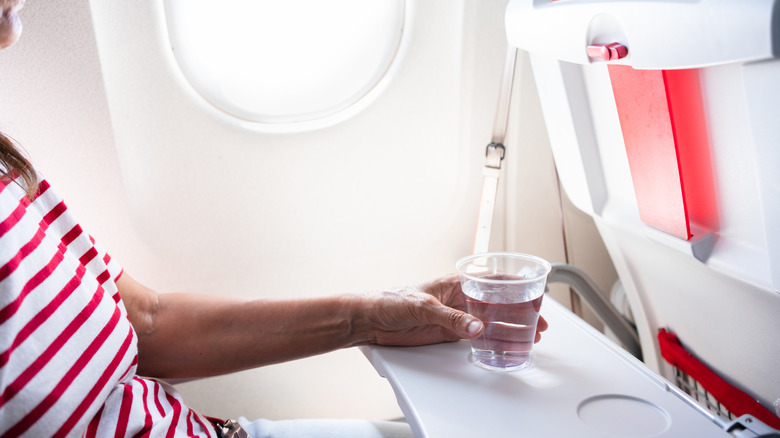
[0,0,616,423]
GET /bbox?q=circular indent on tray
[577,394,671,437]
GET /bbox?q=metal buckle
[485,142,506,160]
[485,142,506,170]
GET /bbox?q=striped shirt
[0,174,217,438]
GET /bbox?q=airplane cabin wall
[0,0,616,422]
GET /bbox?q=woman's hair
[0,131,39,200]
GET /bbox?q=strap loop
[472,47,518,255]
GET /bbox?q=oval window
[163,0,407,131]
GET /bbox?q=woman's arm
[117,273,485,379]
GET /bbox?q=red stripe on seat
[658,329,780,429]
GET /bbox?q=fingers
[537,315,549,332]
[418,274,466,311]
[534,315,549,344]
[427,301,484,339]
[465,318,484,338]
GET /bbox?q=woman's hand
[360,273,548,347]
[121,270,549,378]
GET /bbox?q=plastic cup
[456,252,552,372]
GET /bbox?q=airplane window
[163,0,407,132]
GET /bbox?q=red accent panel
[658,329,780,429]
[609,65,690,239]
[608,66,716,240]
[664,69,719,233]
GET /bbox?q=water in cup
[463,274,544,371]
[456,253,551,372]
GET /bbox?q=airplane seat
[506,0,780,424]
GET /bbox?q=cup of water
[456,252,552,372]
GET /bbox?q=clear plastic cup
[456,252,552,372]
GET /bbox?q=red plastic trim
[658,329,780,429]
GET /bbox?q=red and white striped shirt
[0,174,218,438]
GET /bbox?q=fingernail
[467,320,483,336]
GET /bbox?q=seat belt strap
[472,47,518,255]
